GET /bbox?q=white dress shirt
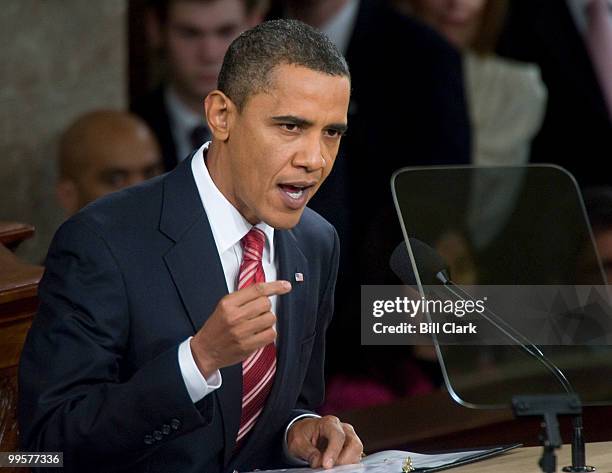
[165,87,208,163]
[178,142,277,403]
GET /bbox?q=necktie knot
[587,0,609,22]
[241,227,265,263]
[585,0,612,118]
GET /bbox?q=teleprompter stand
[512,394,595,473]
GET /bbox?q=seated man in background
[133,0,263,169]
[20,19,361,473]
[56,110,163,215]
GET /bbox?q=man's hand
[190,280,292,377]
[287,416,363,469]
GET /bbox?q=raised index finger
[229,280,292,306]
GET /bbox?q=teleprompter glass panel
[391,165,612,408]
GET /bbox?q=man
[56,110,163,215]
[132,0,262,170]
[19,20,361,473]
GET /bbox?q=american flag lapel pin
[294,272,304,282]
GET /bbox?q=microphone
[390,238,449,286]
[389,238,573,393]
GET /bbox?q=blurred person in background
[403,0,547,167]
[267,0,471,412]
[132,0,263,170]
[497,0,612,188]
[57,110,162,215]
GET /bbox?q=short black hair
[217,19,350,111]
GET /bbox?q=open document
[241,444,521,473]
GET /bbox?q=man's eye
[174,26,201,39]
[324,129,342,138]
[281,124,299,132]
[101,172,128,189]
[216,25,240,39]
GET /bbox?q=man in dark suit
[19,20,362,472]
[498,0,612,189]
[132,0,262,170]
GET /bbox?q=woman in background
[402,0,547,166]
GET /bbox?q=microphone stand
[512,395,592,473]
[434,274,596,473]
[564,416,595,472]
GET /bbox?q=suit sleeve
[18,218,213,472]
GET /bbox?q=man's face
[72,131,162,210]
[215,64,351,229]
[164,0,251,103]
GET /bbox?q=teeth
[286,189,304,200]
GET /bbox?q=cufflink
[295,272,304,282]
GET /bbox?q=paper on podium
[241,444,521,473]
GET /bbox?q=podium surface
[451,441,612,472]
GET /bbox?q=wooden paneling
[0,222,34,251]
[0,221,42,472]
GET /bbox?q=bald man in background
[57,110,163,215]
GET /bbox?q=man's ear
[56,179,79,216]
[205,91,235,141]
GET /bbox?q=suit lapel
[159,154,242,466]
[160,153,227,330]
[230,228,309,467]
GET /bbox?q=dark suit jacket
[132,86,180,171]
[18,153,340,472]
[498,0,612,188]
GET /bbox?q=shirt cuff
[283,413,322,466]
[178,336,222,403]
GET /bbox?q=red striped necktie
[235,227,276,447]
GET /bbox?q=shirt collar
[319,0,360,55]
[165,86,207,162]
[191,142,275,263]
[165,86,203,132]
